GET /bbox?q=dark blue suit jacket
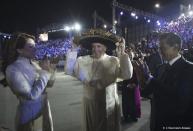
[142,57,193,130]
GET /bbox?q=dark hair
[159,32,182,50]
[15,33,35,49]
[2,32,35,74]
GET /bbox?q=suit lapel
[163,58,186,85]
[157,57,185,83]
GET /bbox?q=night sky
[0,0,191,34]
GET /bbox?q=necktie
[159,63,171,82]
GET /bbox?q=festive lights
[188,11,193,16]
[156,20,161,26]
[74,23,81,31]
[104,24,107,29]
[131,12,136,17]
[114,20,118,24]
[63,23,82,32]
[64,26,71,32]
[155,3,160,8]
[120,11,124,15]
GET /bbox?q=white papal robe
[66,53,133,131]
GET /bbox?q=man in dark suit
[135,33,193,131]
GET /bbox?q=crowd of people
[160,13,193,49]
[35,38,72,60]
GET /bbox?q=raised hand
[39,59,56,73]
[115,37,126,57]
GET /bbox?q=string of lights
[0,32,11,39]
[113,1,166,22]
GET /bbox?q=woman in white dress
[66,29,133,131]
[3,33,55,131]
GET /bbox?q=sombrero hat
[77,29,121,50]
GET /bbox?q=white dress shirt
[169,54,181,66]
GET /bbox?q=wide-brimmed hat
[77,29,121,50]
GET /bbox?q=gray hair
[159,32,182,50]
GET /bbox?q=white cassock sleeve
[73,57,86,81]
[65,50,78,75]
[116,53,133,80]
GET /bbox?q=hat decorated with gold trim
[77,29,121,50]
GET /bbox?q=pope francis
[66,29,133,131]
